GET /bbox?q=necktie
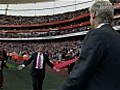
[38,55,41,69]
[36,53,41,69]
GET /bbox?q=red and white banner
[54,56,79,69]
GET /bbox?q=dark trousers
[0,70,3,88]
[67,62,75,74]
[31,70,45,90]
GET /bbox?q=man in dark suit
[18,46,59,90]
[0,48,4,90]
[0,48,8,89]
[3,49,9,69]
[57,1,120,90]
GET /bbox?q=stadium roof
[0,0,52,4]
[0,0,111,4]
[1,0,90,4]
[0,0,94,16]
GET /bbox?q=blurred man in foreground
[58,1,120,90]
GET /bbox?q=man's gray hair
[89,1,114,23]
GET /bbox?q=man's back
[58,24,120,90]
[86,24,120,90]
[58,1,120,90]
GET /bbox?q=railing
[0,26,119,41]
[0,21,90,33]
[0,31,88,41]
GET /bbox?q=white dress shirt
[35,52,44,69]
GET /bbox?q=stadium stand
[0,0,119,61]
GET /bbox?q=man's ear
[92,12,96,19]
[93,11,98,19]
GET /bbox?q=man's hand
[17,65,25,70]
[53,66,60,72]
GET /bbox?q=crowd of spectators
[0,17,119,38]
[0,8,89,25]
[0,2,119,39]
[112,19,120,26]
[0,39,82,61]
[0,1,119,61]
[111,0,120,3]
[0,3,119,26]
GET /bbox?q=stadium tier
[0,2,119,40]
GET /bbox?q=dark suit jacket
[0,50,7,69]
[58,24,120,90]
[24,52,53,76]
